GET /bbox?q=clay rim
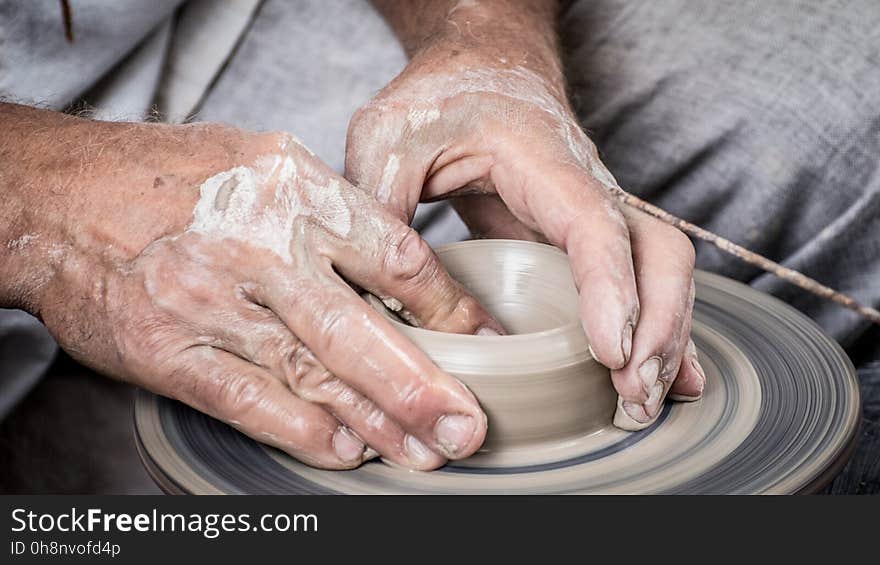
[365,239,593,372]
[371,239,584,341]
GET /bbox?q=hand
[345,27,705,429]
[0,104,502,469]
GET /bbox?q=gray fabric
[561,0,880,347]
[0,0,182,110]
[0,0,181,425]
[0,310,56,420]
[86,20,173,122]
[195,0,471,246]
[557,0,880,492]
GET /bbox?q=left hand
[345,45,705,429]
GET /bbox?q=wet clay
[136,266,862,492]
[367,240,617,460]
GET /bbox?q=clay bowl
[366,239,616,465]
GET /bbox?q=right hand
[345,43,705,430]
[2,108,501,470]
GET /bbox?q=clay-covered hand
[0,104,502,469]
[346,5,705,429]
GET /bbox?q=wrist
[391,1,568,105]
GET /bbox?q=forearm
[0,103,212,312]
[372,0,564,86]
[0,102,81,310]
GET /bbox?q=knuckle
[262,130,293,148]
[346,102,402,161]
[277,278,315,316]
[258,130,309,158]
[396,379,432,420]
[286,343,337,400]
[138,244,224,317]
[240,324,285,362]
[313,304,356,355]
[347,106,374,138]
[116,315,180,371]
[209,371,273,419]
[361,404,388,432]
[382,225,436,286]
[347,105,389,150]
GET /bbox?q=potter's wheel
[134,261,860,494]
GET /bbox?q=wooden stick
[60,0,74,42]
[607,186,880,326]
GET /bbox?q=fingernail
[620,322,634,364]
[434,414,475,457]
[588,344,598,360]
[476,326,500,336]
[643,381,665,418]
[333,427,365,463]
[405,434,436,466]
[622,400,649,423]
[638,356,662,390]
[364,447,380,461]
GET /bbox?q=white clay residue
[590,159,620,190]
[380,295,421,328]
[450,0,479,12]
[364,410,386,431]
[6,233,38,250]
[190,159,298,263]
[406,108,441,131]
[189,151,352,264]
[368,65,609,175]
[376,154,400,204]
[302,178,352,238]
[381,296,404,312]
[373,66,570,133]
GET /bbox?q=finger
[169,345,368,469]
[515,166,640,370]
[421,153,495,202]
[669,337,707,401]
[427,148,639,367]
[611,210,696,430]
[279,345,447,470]
[345,111,428,223]
[452,194,545,241]
[325,191,505,335]
[252,273,488,460]
[214,303,446,469]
